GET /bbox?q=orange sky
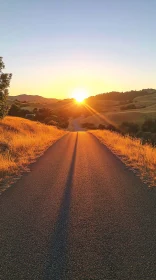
[9,55,156,99]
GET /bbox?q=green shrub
[120,122,139,135]
[106,124,120,133]
[98,124,106,130]
[142,119,156,133]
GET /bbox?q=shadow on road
[44,133,78,280]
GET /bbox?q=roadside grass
[91,130,156,187]
[0,117,66,185]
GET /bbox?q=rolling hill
[81,89,156,128]
[8,89,156,129]
[9,94,58,103]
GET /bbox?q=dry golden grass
[0,117,66,183]
[91,130,156,187]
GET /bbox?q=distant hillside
[88,89,156,102]
[9,94,58,103]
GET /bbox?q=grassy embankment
[0,117,66,188]
[91,130,156,187]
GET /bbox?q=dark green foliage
[8,104,20,116]
[0,57,12,118]
[8,101,69,129]
[136,130,156,146]
[98,124,106,130]
[8,103,31,118]
[120,122,139,135]
[57,121,69,129]
[142,119,156,133]
[34,108,52,122]
[34,108,69,128]
[106,124,120,133]
[98,123,119,132]
[33,108,38,113]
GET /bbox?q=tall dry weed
[0,117,66,181]
[91,130,156,187]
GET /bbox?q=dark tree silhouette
[0,57,12,118]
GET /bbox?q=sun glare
[72,88,88,103]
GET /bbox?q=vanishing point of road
[1,132,156,280]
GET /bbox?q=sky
[1,0,156,99]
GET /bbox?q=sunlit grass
[0,117,66,183]
[91,130,156,187]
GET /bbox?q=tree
[8,104,20,116]
[142,119,156,133]
[0,57,12,118]
[120,122,139,135]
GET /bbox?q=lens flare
[72,88,88,103]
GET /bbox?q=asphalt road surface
[1,132,156,280]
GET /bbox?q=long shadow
[44,133,78,280]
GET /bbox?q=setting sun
[72,88,88,103]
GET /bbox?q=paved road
[1,132,156,280]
